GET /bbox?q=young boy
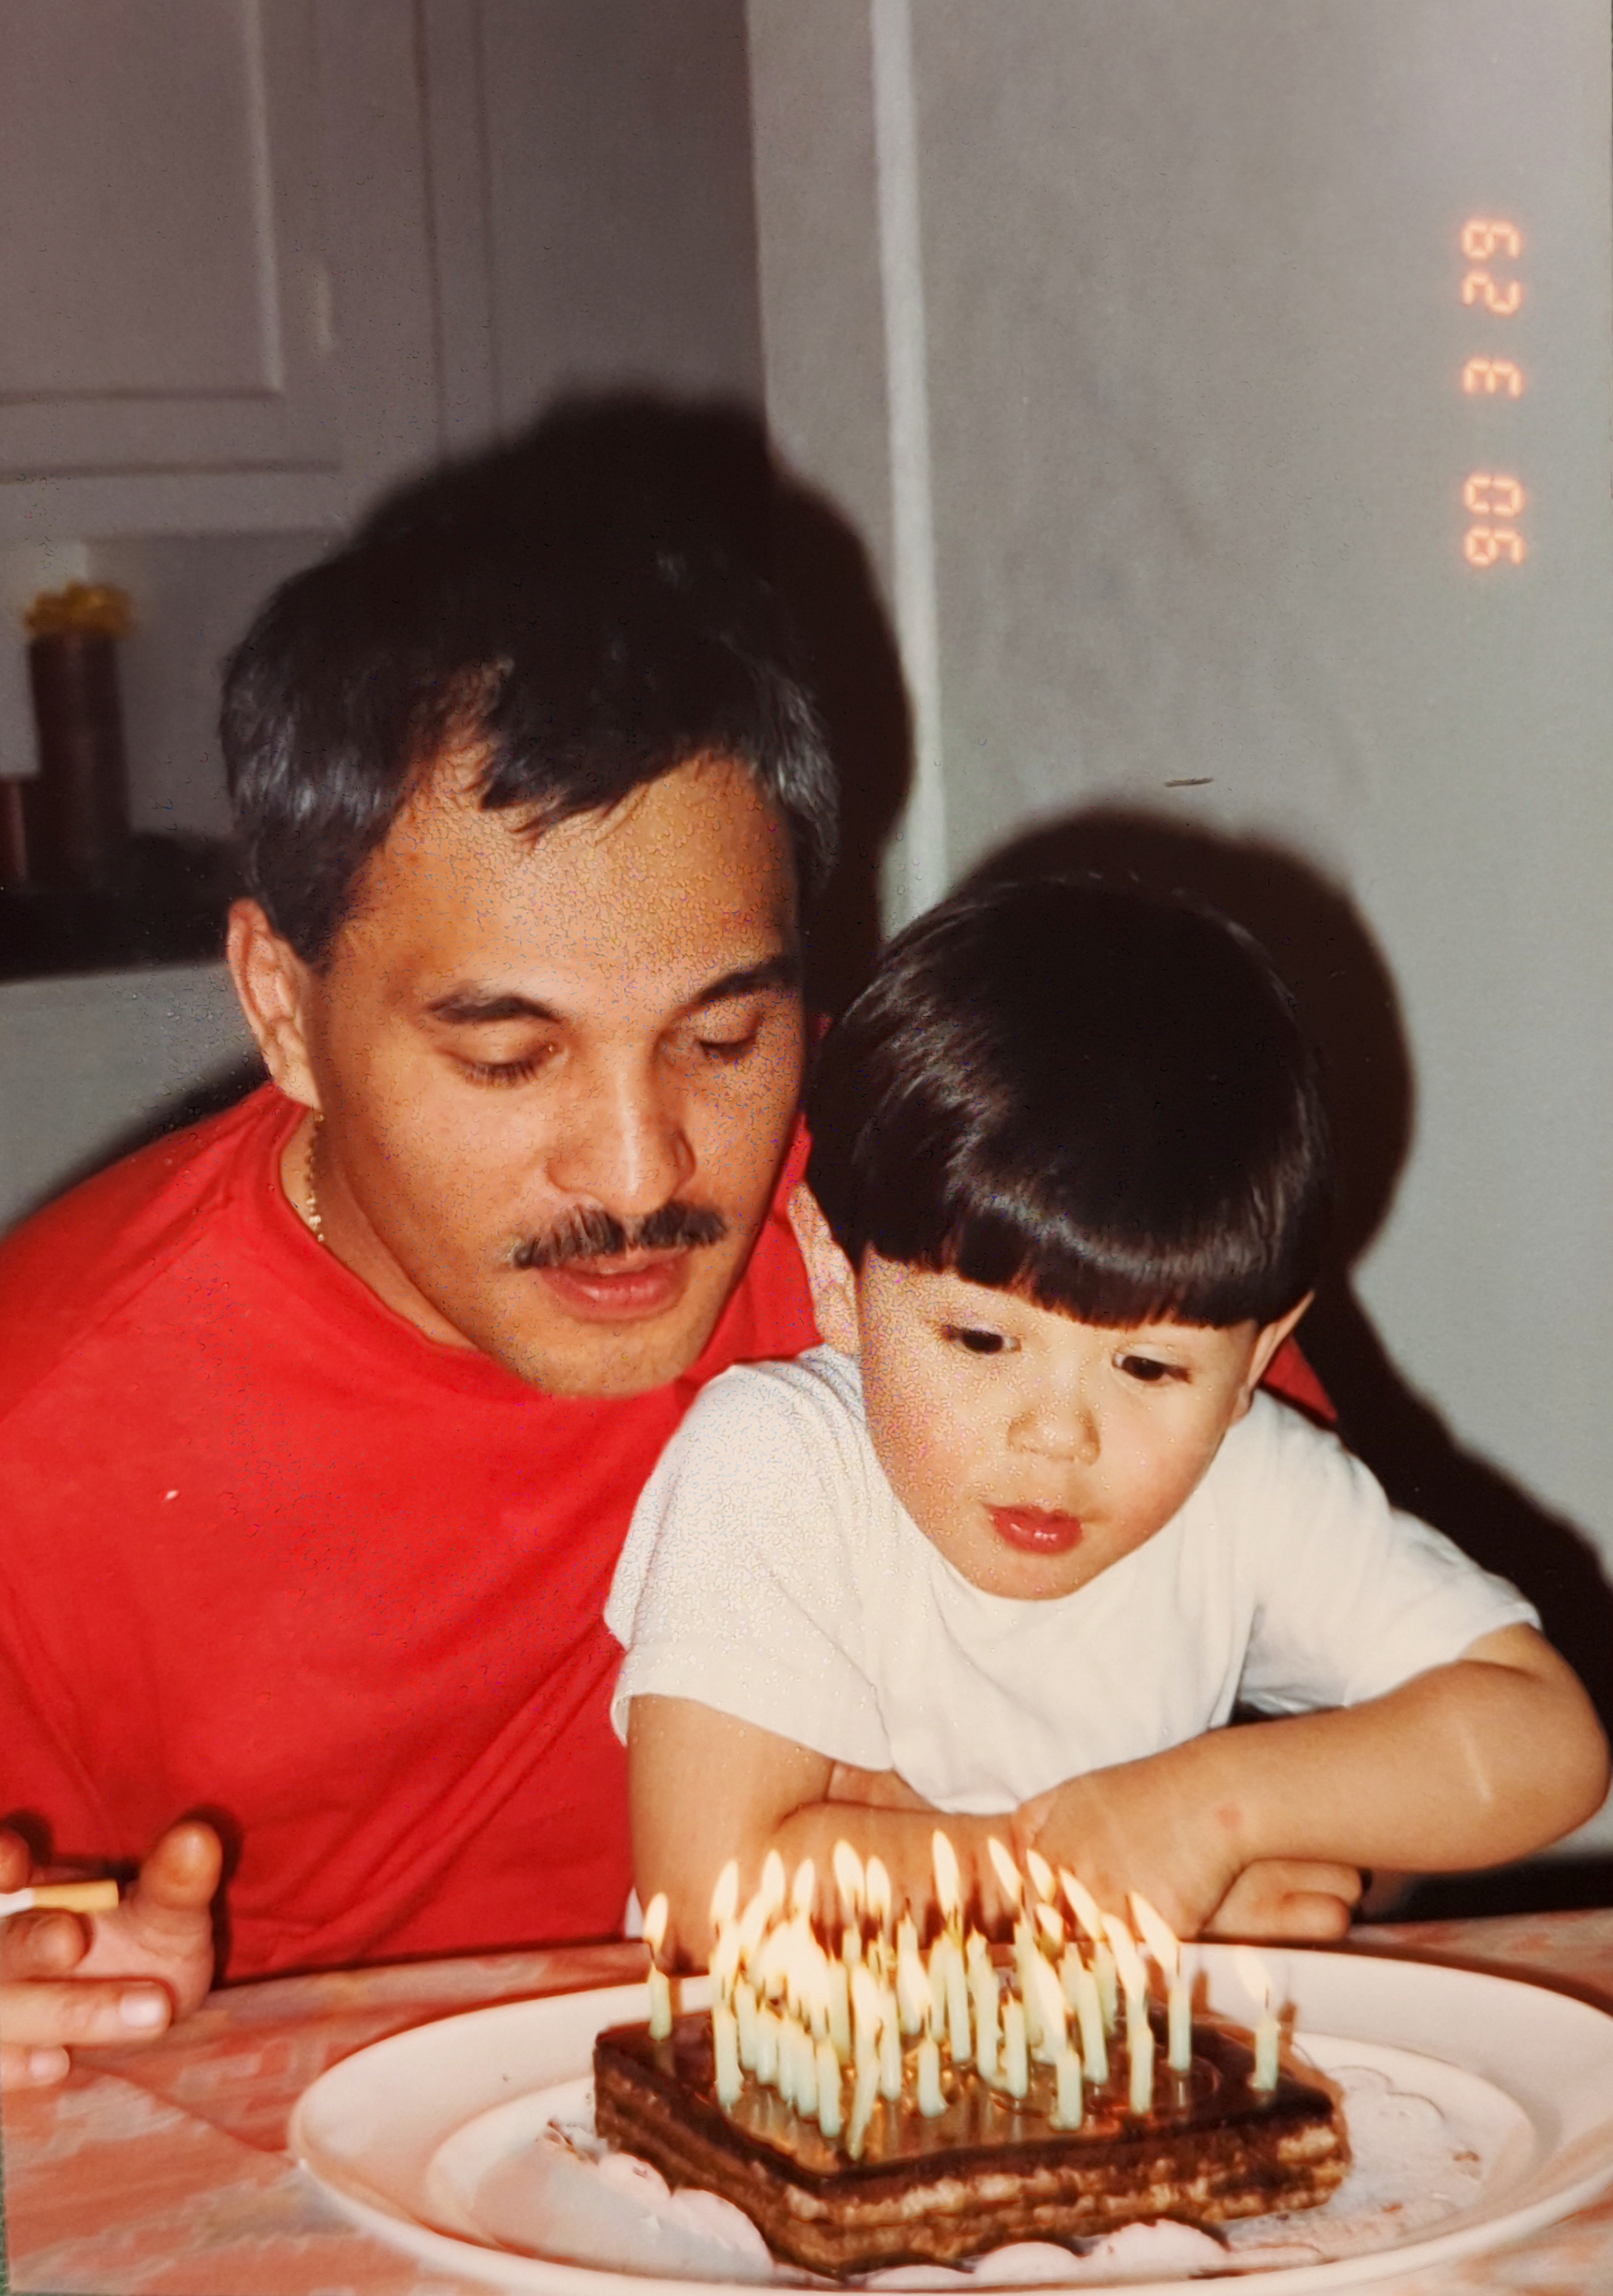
[607,879,1607,1958]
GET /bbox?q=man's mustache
[510,1202,729,1270]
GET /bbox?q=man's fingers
[1,2040,72,2090]
[0,1908,91,1980]
[127,1820,223,1932]
[0,1977,172,2053]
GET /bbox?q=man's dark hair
[806,876,1333,1327]
[221,474,836,966]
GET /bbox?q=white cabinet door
[0,0,338,480]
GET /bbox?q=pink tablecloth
[6,1914,1613,2295]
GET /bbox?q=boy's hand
[1204,1858,1362,1939]
[0,1821,220,2089]
[825,1763,933,1813]
[1017,1761,1248,1938]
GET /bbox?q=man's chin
[472,1288,733,1399]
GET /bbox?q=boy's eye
[1118,1353,1183,1384]
[943,1324,1011,1356]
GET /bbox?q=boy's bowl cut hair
[806,876,1334,1328]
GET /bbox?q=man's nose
[544,1060,695,1216]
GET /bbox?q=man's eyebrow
[422,953,800,1030]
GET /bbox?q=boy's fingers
[1,2040,73,2090]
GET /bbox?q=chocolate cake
[592,2004,1347,2276]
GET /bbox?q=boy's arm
[1021,1624,1609,1940]
[629,1696,1033,1964]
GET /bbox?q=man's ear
[786,1185,862,1358]
[226,899,320,1110]
[1233,1292,1315,1418]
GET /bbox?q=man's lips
[528,1252,692,1321]
[988,1504,1084,1555]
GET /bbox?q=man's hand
[0,1821,222,2089]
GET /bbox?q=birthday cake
[590,1849,1347,2276]
[594,2003,1346,2275]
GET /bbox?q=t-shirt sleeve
[604,1362,894,1771]
[1230,1399,1541,1713]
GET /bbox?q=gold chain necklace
[303,1113,328,1248]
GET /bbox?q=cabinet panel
[0,0,337,476]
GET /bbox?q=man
[0,497,836,2085]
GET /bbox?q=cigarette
[0,1879,121,1920]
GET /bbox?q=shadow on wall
[965,808,1613,1914]
[358,390,912,1019]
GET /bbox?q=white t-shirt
[606,1347,1536,1813]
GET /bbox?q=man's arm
[1020,1624,1609,1940]
[0,1822,221,2089]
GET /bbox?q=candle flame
[1128,1891,1179,1980]
[865,1855,893,1931]
[760,1849,786,1920]
[1060,1868,1103,1942]
[1029,1947,1068,2041]
[710,1859,740,1931]
[643,1891,669,1960]
[987,1834,1023,1907]
[1025,1847,1056,1904]
[932,1830,962,1921]
[1234,1945,1274,2013]
[1034,1901,1065,1950]
[832,1838,865,1919]
[790,1857,817,1920]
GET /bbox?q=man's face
[266,755,805,1397]
[792,1196,1294,1599]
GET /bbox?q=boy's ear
[1233,1292,1315,1418]
[786,1185,862,1357]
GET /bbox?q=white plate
[289,1948,1613,2295]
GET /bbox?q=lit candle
[916,2032,945,2116]
[866,1855,893,1942]
[735,1975,758,2069]
[759,1849,786,1923]
[1029,1950,1069,2066]
[896,1914,929,2036]
[643,1891,674,2041]
[970,1952,1000,2080]
[755,2001,781,2087]
[833,1837,865,1932]
[1002,1996,1029,2097]
[1065,1950,1109,2085]
[848,2050,882,2154]
[878,1978,903,2101]
[827,1951,852,2060]
[1052,2043,1084,2129]
[1026,1847,1057,1905]
[1129,1891,1191,2076]
[713,2001,743,2107]
[1095,1940,1119,2035]
[1060,1869,1118,2033]
[1236,1948,1282,2092]
[931,1930,971,2064]
[790,1856,817,1924]
[1035,1899,1067,1956]
[987,1834,1024,1914]
[816,2034,844,2137]
[1128,2012,1156,2116]
[1013,1916,1044,2051]
[933,1830,963,1931]
[851,1961,882,2079]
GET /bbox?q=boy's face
[790,1189,1306,1601]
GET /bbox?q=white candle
[735,1976,758,2070]
[1002,1997,1029,2097]
[1013,1917,1044,2050]
[1129,1893,1191,2076]
[713,2002,743,2107]
[851,1961,882,2079]
[896,1915,929,2036]
[1094,1941,1119,2034]
[816,2035,844,2137]
[1235,1948,1282,2093]
[1069,1958,1109,2085]
[970,1957,1000,2080]
[1052,2043,1084,2129]
[847,2051,882,2156]
[643,1892,674,2041]
[827,1952,852,2061]
[1169,1979,1192,2074]
[1029,1950,1069,2065]
[916,2033,946,2116]
[878,1981,904,2101]
[755,2002,781,2087]
[933,1933,971,2065]
[1128,2014,1155,2115]
[866,1855,893,1941]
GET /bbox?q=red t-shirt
[0,1086,817,1977]
[0,1088,1327,1981]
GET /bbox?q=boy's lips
[530,1252,692,1322]
[989,1504,1084,1555]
